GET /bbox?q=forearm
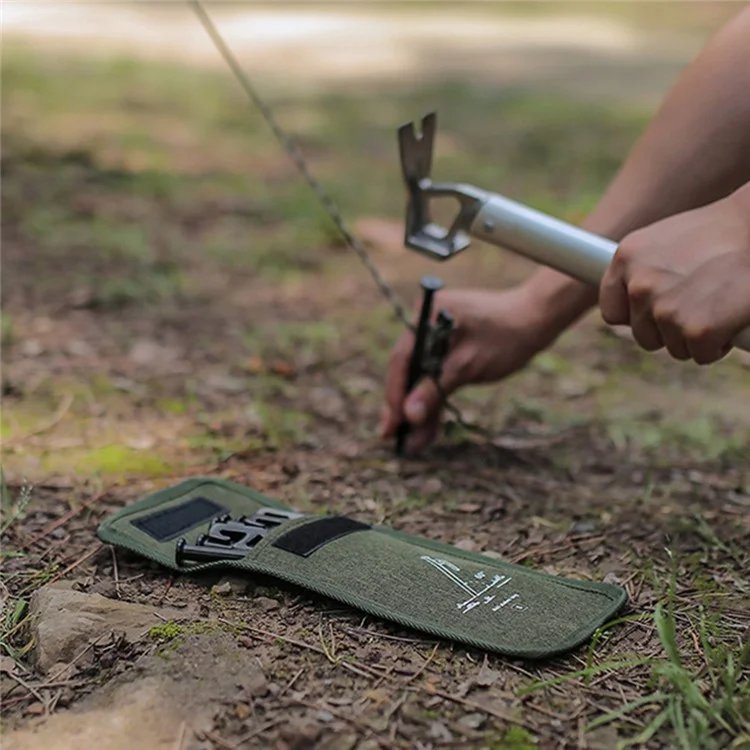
[523,5,750,333]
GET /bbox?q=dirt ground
[1,3,749,749]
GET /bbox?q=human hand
[599,188,750,364]
[380,285,555,453]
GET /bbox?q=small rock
[422,477,443,495]
[211,581,232,596]
[428,721,453,742]
[128,339,172,366]
[20,340,43,358]
[242,668,268,697]
[28,582,187,673]
[280,719,321,750]
[319,733,358,750]
[316,710,335,723]
[481,550,504,560]
[459,712,485,730]
[203,373,246,395]
[454,538,476,551]
[475,663,502,687]
[65,339,94,358]
[0,655,17,674]
[571,520,597,534]
[88,580,118,598]
[254,596,279,612]
[457,502,481,513]
[559,378,591,399]
[67,287,95,309]
[219,575,251,595]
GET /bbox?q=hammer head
[397,112,477,260]
[398,111,437,187]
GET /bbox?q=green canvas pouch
[97,477,627,660]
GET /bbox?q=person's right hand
[379,285,556,453]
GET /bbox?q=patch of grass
[588,604,750,749]
[70,445,173,480]
[256,404,312,450]
[0,478,33,536]
[0,597,32,664]
[520,558,750,750]
[148,620,184,641]
[1,314,15,349]
[605,413,749,462]
[489,726,539,749]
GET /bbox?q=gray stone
[28,582,187,673]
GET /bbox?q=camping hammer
[397,112,750,354]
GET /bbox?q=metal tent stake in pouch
[397,112,750,351]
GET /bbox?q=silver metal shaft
[469,193,750,353]
[470,193,616,286]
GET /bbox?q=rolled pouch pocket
[250,518,622,655]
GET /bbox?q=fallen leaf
[235,702,251,720]
[269,359,296,378]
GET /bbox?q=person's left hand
[598,187,750,364]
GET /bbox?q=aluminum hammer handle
[470,193,750,353]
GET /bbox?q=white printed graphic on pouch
[420,555,528,615]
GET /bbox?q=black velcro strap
[131,497,225,542]
[272,516,369,558]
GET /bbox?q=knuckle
[613,239,637,266]
[653,299,678,325]
[627,275,655,303]
[683,320,713,346]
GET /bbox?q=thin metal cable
[190,1,414,330]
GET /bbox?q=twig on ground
[200,730,235,750]
[509,534,605,565]
[232,718,284,749]
[421,685,531,730]
[157,576,175,606]
[47,544,102,585]
[23,486,114,551]
[4,672,49,715]
[173,721,188,750]
[277,667,304,698]
[403,644,439,685]
[111,546,121,598]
